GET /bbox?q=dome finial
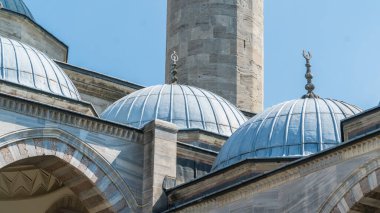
[302,50,319,99]
[170,51,179,84]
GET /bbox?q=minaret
[166,0,264,114]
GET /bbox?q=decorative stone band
[0,93,143,142]
[167,133,380,212]
[0,128,141,212]
[0,167,62,199]
[319,157,380,212]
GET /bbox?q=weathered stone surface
[166,133,380,213]
[58,61,143,114]
[143,120,178,213]
[166,0,264,114]
[0,10,68,62]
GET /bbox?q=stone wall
[58,61,144,114]
[166,0,264,114]
[0,10,68,62]
[0,93,145,211]
[166,132,380,212]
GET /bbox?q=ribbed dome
[212,98,362,170]
[101,84,247,136]
[0,36,81,100]
[0,0,34,20]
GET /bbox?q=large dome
[212,98,362,170]
[0,36,81,100]
[101,84,247,136]
[0,0,34,20]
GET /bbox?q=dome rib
[212,98,362,171]
[139,86,155,127]
[314,98,323,151]
[18,41,36,88]
[268,101,288,156]
[300,98,308,155]
[169,84,174,122]
[284,100,298,156]
[186,85,206,130]
[178,85,190,128]
[155,84,166,120]
[209,91,233,134]
[197,87,221,134]
[101,84,247,136]
[42,52,65,96]
[0,36,81,100]
[321,98,339,142]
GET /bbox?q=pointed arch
[0,128,136,212]
[319,157,380,213]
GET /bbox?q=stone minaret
[166,0,264,114]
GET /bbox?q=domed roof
[101,84,247,136]
[0,0,34,20]
[212,98,362,171]
[0,36,81,100]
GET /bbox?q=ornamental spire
[302,50,319,99]
[170,51,179,84]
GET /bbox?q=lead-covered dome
[0,0,34,20]
[0,36,81,100]
[212,98,362,171]
[101,84,247,136]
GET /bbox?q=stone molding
[0,167,62,199]
[319,157,380,212]
[0,93,143,142]
[0,128,140,212]
[0,83,97,116]
[167,134,380,212]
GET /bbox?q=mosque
[0,0,379,212]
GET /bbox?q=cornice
[0,93,143,142]
[166,131,380,212]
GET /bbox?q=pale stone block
[55,143,67,159]
[70,150,84,168]
[368,171,378,190]
[8,143,21,161]
[352,183,364,202]
[337,198,349,213]
[97,176,112,193]
[0,152,6,168]
[25,139,37,157]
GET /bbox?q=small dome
[0,0,34,20]
[0,36,81,100]
[101,84,247,136]
[212,98,362,170]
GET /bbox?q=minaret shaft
[166,0,264,114]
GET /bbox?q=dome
[212,98,362,171]
[0,0,34,20]
[101,84,247,136]
[0,36,81,100]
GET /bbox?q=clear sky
[26,0,379,110]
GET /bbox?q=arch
[0,128,134,212]
[319,157,380,213]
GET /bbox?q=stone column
[142,120,178,212]
[166,0,264,114]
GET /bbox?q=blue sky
[26,0,379,110]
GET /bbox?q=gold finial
[302,50,319,99]
[170,51,179,84]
